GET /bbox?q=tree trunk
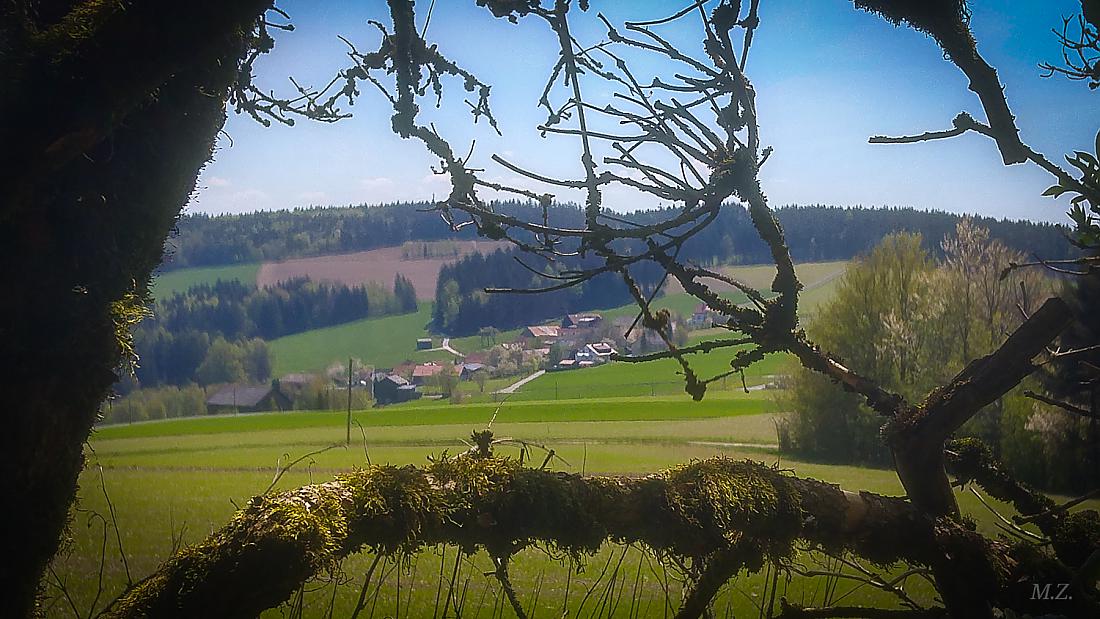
[0,3,271,616]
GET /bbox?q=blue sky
[190,0,1098,223]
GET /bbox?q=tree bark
[0,2,271,616]
[885,297,1073,618]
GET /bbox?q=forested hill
[164,202,1074,270]
[427,205,1076,336]
[164,201,584,270]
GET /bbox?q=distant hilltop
[162,201,1075,272]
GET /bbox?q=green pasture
[269,306,434,374]
[718,260,847,291]
[262,261,848,377]
[55,396,1095,618]
[93,395,771,440]
[513,331,789,401]
[150,263,260,300]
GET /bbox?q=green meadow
[53,388,1098,618]
[269,305,435,374]
[56,258,1002,617]
[150,262,260,300]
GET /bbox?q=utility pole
[346,357,353,446]
[368,365,375,404]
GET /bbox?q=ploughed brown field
[256,240,508,299]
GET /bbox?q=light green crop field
[514,344,788,401]
[149,263,260,300]
[720,260,847,291]
[55,393,1098,618]
[270,306,434,374]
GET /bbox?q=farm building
[562,313,602,329]
[416,338,434,350]
[373,373,421,405]
[552,358,577,371]
[206,383,292,413]
[411,362,456,385]
[521,325,560,343]
[458,362,494,380]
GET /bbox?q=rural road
[426,337,465,359]
[494,370,546,395]
[440,338,465,358]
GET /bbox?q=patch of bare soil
[256,241,508,300]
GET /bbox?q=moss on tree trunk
[0,2,272,616]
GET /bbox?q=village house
[458,362,494,380]
[562,312,602,330]
[552,340,618,371]
[373,373,421,405]
[690,304,714,328]
[206,383,292,414]
[411,362,456,385]
[521,325,560,345]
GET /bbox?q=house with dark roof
[206,383,292,413]
[459,362,494,380]
[562,313,602,329]
[373,373,421,405]
[278,373,318,397]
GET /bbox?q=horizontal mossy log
[103,456,938,619]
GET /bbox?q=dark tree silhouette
[0,2,275,616]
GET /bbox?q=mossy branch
[102,456,939,619]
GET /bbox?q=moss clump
[656,458,803,563]
[1051,509,1100,569]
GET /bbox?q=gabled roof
[565,313,601,326]
[412,363,452,377]
[525,325,560,338]
[206,384,276,407]
[375,373,411,387]
[464,351,489,364]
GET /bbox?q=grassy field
[61,259,1086,616]
[262,261,847,377]
[270,306,434,374]
[55,388,1097,618]
[514,335,789,401]
[150,263,260,300]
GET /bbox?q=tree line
[432,249,662,334]
[129,275,416,389]
[779,221,1094,493]
[162,200,584,269]
[432,206,1074,335]
[163,201,1075,270]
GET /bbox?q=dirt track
[256,241,507,300]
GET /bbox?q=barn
[206,383,292,414]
